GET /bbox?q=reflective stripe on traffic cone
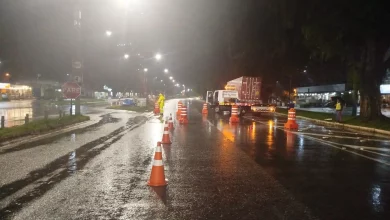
[168,114,174,130]
[202,103,208,115]
[176,101,183,117]
[161,121,172,144]
[179,105,189,124]
[147,142,168,186]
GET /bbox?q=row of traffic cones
[148,115,174,187]
[147,101,210,187]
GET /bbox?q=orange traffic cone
[179,105,189,124]
[168,114,174,130]
[147,142,168,186]
[229,105,240,123]
[176,101,183,117]
[284,108,299,130]
[202,103,208,115]
[161,121,172,144]
[154,102,160,115]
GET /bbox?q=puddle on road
[0,114,121,155]
[0,116,149,218]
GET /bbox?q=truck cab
[206,90,243,114]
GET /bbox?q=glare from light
[124,54,129,59]
[187,89,190,92]
[105,30,112,37]
[155,53,162,61]
[169,76,173,80]
[183,84,185,87]
[5,73,10,77]
[144,68,148,72]
[164,68,168,73]
[172,80,175,82]
[160,79,163,82]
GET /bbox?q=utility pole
[72,2,82,115]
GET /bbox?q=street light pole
[72,2,82,115]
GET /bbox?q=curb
[274,112,390,136]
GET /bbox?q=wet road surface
[1,99,389,219]
[199,101,390,220]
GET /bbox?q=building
[295,84,349,107]
[0,83,33,100]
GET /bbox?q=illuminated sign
[0,83,11,89]
[380,84,390,94]
[225,84,236,90]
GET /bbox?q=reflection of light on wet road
[147,118,164,146]
[267,120,273,147]
[67,151,77,174]
[371,184,383,212]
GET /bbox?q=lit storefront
[0,83,33,100]
[380,84,390,106]
[295,84,348,107]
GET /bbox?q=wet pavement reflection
[198,101,390,220]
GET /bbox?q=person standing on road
[157,93,165,116]
[335,99,342,122]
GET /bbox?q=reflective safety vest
[336,102,341,110]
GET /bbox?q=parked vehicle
[206,76,274,115]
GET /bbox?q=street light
[169,76,173,80]
[155,53,162,61]
[105,30,112,37]
[144,68,148,72]
[124,54,129,59]
[5,73,10,77]
[172,80,175,82]
[164,68,168,73]
[161,79,163,82]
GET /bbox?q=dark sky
[0,0,350,93]
[0,0,243,92]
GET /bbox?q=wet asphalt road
[0,99,389,219]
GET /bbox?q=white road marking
[245,116,390,166]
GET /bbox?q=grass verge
[107,105,154,112]
[276,108,390,131]
[0,115,90,142]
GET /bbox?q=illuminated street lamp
[124,54,129,59]
[172,79,175,82]
[144,68,148,72]
[164,68,168,73]
[155,53,162,61]
[5,73,10,77]
[169,76,173,80]
[105,30,112,37]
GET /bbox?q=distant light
[144,68,148,72]
[169,76,173,80]
[58,89,62,92]
[303,70,307,73]
[124,54,129,59]
[5,73,10,77]
[161,80,163,82]
[155,53,162,61]
[67,74,70,76]
[105,30,112,37]
[172,80,175,82]
[138,53,141,56]
[183,84,185,87]
[187,89,190,92]
[164,68,168,73]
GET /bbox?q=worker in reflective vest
[335,99,342,122]
[157,93,165,115]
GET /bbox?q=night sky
[0,0,347,93]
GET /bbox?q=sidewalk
[133,100,316,220]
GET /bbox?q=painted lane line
[245,116,390,166]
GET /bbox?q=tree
[302,0,390,120]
